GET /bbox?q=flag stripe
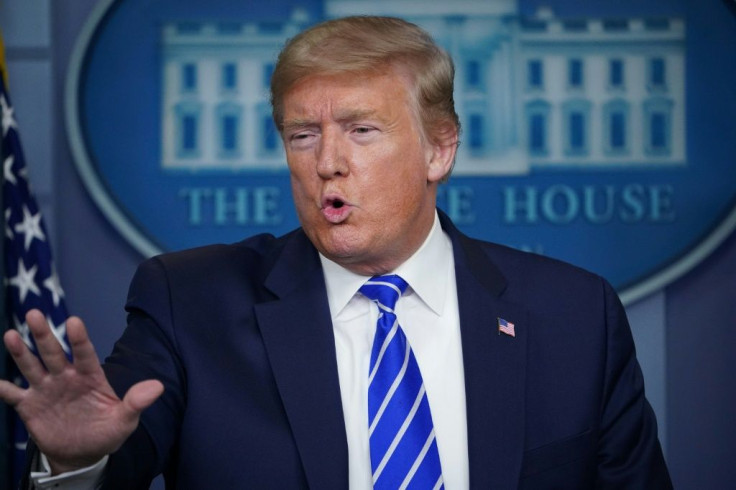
[1,64,71,488]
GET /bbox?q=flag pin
[497,317,516,337]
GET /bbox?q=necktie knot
[359,275,408,312]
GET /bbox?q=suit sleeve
[99,256,188,489]
[595,279,672,489]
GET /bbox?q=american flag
[497,317,515,338]
[1,69,71,486]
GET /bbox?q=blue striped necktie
[360,275,444,490]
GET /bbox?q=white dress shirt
[30,454,107,489]
[321,212,469,489]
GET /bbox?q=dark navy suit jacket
[39,212,670,489]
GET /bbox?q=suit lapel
[442,212,528,490]
[254,231,348,489]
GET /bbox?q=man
[0,16,671,489]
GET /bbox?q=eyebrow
[280,119,314,133]
[334,108,379,123]
[281,108,382,132]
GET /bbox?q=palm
[18,362,127,468]
[0,310,163,473]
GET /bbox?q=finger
[0,378,25,406]
[4,329,47,385]
[122,380,164,416]
[26,309,68,375]
[65,316,103,376]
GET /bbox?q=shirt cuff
[30,453,108,490]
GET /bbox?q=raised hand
[0,309,163,474]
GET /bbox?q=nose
[316,128,349,179]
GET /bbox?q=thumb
[122,379,165,415]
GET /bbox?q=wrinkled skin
[282,69,456,276]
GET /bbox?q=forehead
[281,70,415,122]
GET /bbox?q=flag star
[9,259,41,303]
[14,205,46,250]
[46,315,70,354]
[4,154,17,185]
[43,266,65,307]
[1,93,18,136]
[5,208,13,239]
[12,315,34,350]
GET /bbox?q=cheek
[289,171,315,216]
[367,175,424,221]
[288,158,316,190]
[370,143,427,180]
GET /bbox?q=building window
[222,115,238,151]
[603,19,629,32]
[649,57,666,89]
[569,113,585,148]
[217,22,242,34]
[216,104,242,158]
[527,60,544,90]
[525,100,550,156]
[603,100,630,154]
[258,103,281,156]
[263,115,279,152]
[562,99,592,156]
[176,22,201,34]
[222,63,237,91]
[610,113,626,148]
[644,19,670,31]
[643,97,673,155]
[468,114,485,152]
[175,102,202,158]
[181,63,197,92]
[520,18,547,32]
[650,113,667,148]
[182,115,198,151]
[562,20,587,32]
[258,22,282,34]
[568,59,584,89]
[609,59,624,88]
[263,63,274,89]
[466,60,482,89]
[530,114,546,153]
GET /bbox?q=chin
[321,243,364,263]
[320,241,372,268]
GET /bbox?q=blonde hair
[270,16,460,148]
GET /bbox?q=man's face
[281,70,454,275]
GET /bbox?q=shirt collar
[320,211,453,318]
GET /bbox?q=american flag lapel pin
[497,317,516,338]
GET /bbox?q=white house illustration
[160,0,686,175]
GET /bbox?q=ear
[426,123,459,183]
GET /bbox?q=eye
[288,130,316,149]
[351,126,378,141]
[289,130,312,140]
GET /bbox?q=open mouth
[324,197,346,209]
[322,197,351,223]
